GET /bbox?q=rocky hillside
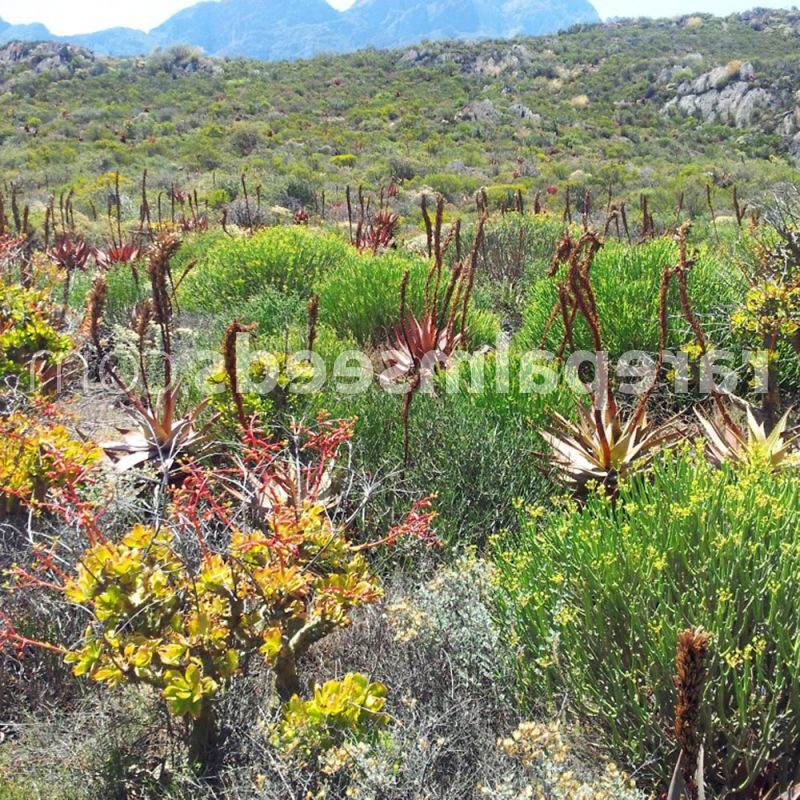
[663,58,800,156]
[2,9,800,207]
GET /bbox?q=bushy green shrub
[271,674,389,764]
[515,237,743,356]
[316,250,430,344]
[102,265,148,323]
[424,172,483,202]
[330,153,357,168]
[484,184,527,210]
[178,227,352,312]
[317,249,500,347]
[493,451,800,793]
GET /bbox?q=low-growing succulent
[271,673,390,763]
[100,383,217,474]
[0,281,72,382]
[0,409,101,512]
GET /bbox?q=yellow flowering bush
[60,506,384,769]
[731,280,800,339]
[493,452,800,794]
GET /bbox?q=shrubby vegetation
[3,10,800,240]
[494,452,800,793]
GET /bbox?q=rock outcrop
[663,59,800,157]
[663,61,777,127]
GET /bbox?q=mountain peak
[0,0,600,60]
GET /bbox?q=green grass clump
[317,248,500,347]
[515,237,743,356]
[493,451,800,793]
[178,226,353,312]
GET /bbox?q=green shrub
[315,353,569,545]
[424,172,483,202]
[317,250,429,344]
[484,184,528,210]
[317,249,500,347]
[102,265,148,323]
[271,674,389,763]
[330,153,357,168]
[178,227,353,312]
[515,237,743,356]
[470,213,565,286]
[98,231,226,323]
[493,452,800,793]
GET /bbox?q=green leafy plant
[536,229,678,494]
[0,281,71,382]
[517,236,740,358]
[271,673,390,763]
[540,399,677,494]
[0,407,101,513]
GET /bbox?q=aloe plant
[695,403,800,470]
[101,383,216,474]
[540,399,677,493]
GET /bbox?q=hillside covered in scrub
[2,7,800,219]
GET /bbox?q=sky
[0,0,796,36]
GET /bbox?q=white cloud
[0,0,202,34]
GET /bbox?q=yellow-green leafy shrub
[4,419,434,775]
[516,238,741,357]
[0,282,71,381]
[0,410,101,512]
[271,673,389,763]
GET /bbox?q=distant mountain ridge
[0,0,600,60]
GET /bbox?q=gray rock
[708,65,730,89]
[509,102,540,123]
[733,87,776,126]
[458,98,498,122]
[695,89,719,121]
[677,94,698,115]
[665,67,777,128]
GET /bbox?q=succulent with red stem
[382,201,486,465]
[51,234,91,322]
[93,242,141,270]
